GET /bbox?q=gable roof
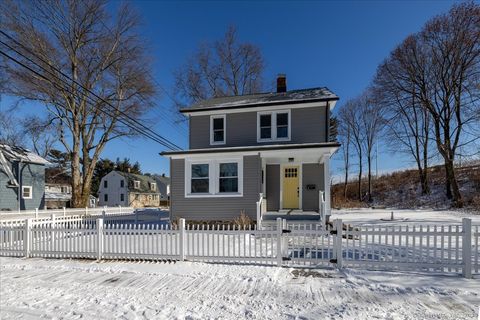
[180,87,339,113]
[0,144,49,165]
[154,175,170,186]
[114,171,159,194]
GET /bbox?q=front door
[283,166,299,209]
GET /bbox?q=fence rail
[0,217,478,278]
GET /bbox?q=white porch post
[324,155,331,216]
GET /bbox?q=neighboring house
[44,169,72,209]
[161,75,340,221]
[153,174,170,204]
[98,171,160,208]
[0,144,49,211]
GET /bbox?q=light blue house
[0,144,49,211]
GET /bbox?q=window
[120,194,124,202]
[185,158,243,197]
[257,110,290,142]
[120,180,124,188]
[104,194,108,202]
[210,115,226,145]
[104,180,108,188]
[259,114,272,139]
[135,194,139,200]
[134,180,140,189]
[22,186,32,199]
[191,164,209,193]
[61,186,69,193]
[219,163,238,193]
[150,182,156,191]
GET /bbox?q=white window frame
[150,182,156,191]
[185,157,243,198]
[210,114,226,145]
[257,110,291,142]
[134,180,140,189]
[22,186,32,199]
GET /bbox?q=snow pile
[1,257,478,319]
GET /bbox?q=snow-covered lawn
[331,208,480,225]
[1,257,479,320]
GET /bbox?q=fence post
[63,207,66,217]
[462,218,472,279]
[85,206,89,217]
[276,217,283,266]
[35,208,38,219]
[179,218,185,261]
[334,219,343,268]
[119,205,122,214]
[97,218,104,261]
[24,218,31,258]
[282,219,288,257]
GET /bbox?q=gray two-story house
[0,144,49,211]
[162,75,340,222]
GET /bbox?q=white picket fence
[0,217,478,278]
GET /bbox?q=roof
[44,192,72,201]
[161,142,341,156]
[114,171,159,194]
[180,87,339,113]
[154,175,170,186]
[45,168,71,185]
[0,144,49,165]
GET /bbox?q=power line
[0,46,181,151]
[0,31,182,150]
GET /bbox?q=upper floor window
[210,115,226,145]
[134,180,140,189]
[150,182,157,191]
[104,180,108,188]
[257,110,291,142]
[22,186,32,199]
[120,179,124,188]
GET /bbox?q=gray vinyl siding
[0,161,45,211]
[302,163,325,211]
[189,106,327,149]
[170,155,261,221]
[265,165,280,211]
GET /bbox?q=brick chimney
[276,74,287,93]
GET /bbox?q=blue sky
[1,0,456,177]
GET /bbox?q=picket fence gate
[0,217,477,278]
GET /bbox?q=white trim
[323,155,331,215]
[183,101,332,116]
[256,110,291,143]
[134,180,140,189]
[209,114,226,145]
[279,164,302,210]
[184,157,243,198]
[22,185,33,199]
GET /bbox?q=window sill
[185,193,243,198]
[257,138,291,143]
[210,141,226,146]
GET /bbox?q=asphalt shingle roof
[0,144,49,165]
[115,171,159,194]
[180,87,338,113]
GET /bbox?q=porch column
[324,155,331,215]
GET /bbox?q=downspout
[17,159,22,212]
[325,101,330,142]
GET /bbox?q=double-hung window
[190,163,209,193]
[210,115,226,145]
[257,110,290,142]
[185,158,243,197]
[219,163,238,193]
[22,186,32,199]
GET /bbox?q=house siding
[0,161,45,211]
[189,106,327,149]
[265,164,280,211]
[301,163,325,211]
[170,155,261,221]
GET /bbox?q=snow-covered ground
[1,257,479,320]
[331,208,480,225]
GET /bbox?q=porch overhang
[160,142,340,160]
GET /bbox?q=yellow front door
[283,166,299,209]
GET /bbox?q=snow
[1,257,479,320]
[331,208,480,226]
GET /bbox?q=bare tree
[0,110,25,146]
[174,25,265,106]
[359,92,386,203]
[337,115,351,200]
[22,115,57,158]
[1,0,156,207]
[372,2,480,207]
[339,98,364,201]
[373,70,432,195]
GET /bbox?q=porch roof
[160,142,340,158]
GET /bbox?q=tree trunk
[343,170,348,200]
[358,155,363,201]
[444,162,452,199]
[367,154,372,202]
[444,159,462,207]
